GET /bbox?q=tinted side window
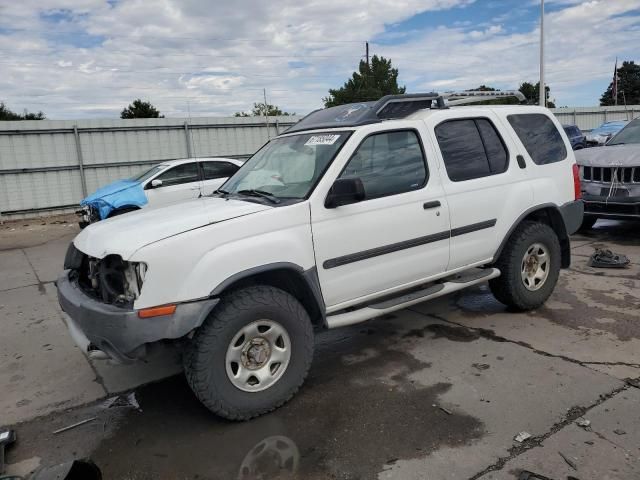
[435,118,508,182]
[508,114,567,165]
[339,130,427,199]
[202,161,239,180]
[155,163,199,186]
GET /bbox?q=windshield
[221,131,351,199]
[130,164,167,182]
[607,119,640,145]
[591,122,626,135]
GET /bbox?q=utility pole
[263,88,270,140]
[365,41,369,67]
[539,0,545,107]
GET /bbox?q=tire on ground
[489,221,561,311]
[183,285,314,421]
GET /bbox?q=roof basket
[284,90,525,134]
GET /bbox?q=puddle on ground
[8,319,485,480]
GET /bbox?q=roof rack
[284,90,525,134]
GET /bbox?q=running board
[325,268,500,329]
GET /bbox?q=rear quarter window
[508,114,567,165]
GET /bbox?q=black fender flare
[210,262,327,327]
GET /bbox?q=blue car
[562,125,586,150]
[78,157,242,227]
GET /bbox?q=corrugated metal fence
[1,106,639,219]
[0,116,296,218]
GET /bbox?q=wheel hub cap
[521,242,550,291]
[226,320,291,392]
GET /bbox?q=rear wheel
[489,221,561,311]
[184,286,314,420]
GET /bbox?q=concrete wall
[0,116,297,218]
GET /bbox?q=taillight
[572,164,582,200]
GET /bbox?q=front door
[145,162,202,207]
[310,127,451,310]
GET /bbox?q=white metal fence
[1,106,639,219]
[0,116,296,218]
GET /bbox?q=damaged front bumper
[582,181,640,220]
[56,271,219,363]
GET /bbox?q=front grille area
[581,166,640,183]
[64,243,138,306]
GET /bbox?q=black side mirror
[325,178,365,208]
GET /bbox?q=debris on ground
[558,451,577,470]
[0,429,17,474]
[588,248,630,268]
[575,418,591,429]
[514,431,532,443]
[101,392,140,411]
[438,406,452,415]
[613,428,626,435]
[52,417,97,435]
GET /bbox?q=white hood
[575,144,640,167]
[74,196,271,259]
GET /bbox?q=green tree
[323,55,406,107]
[600,61,640,106]
[0,102,45,120]
[519,82,555,108]
[120,99,163,119]
[234,102,293,117]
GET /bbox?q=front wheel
[184,286,314,420]
[489,221,561,311]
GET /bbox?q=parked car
[585,120,629,147]
[576,117,640,229]
[563,124,586,150]
[78,157,243,226]
[58,93,582,420]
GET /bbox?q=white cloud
[0,0,638,118]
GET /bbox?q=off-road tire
[578,216,597,231]
[489,221,561,311]
[183,286,314,421]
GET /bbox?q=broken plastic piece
[576,418,591,428]
[587,248,630,269]
[518,471,554,480]
[439,406,453,415]
[52,417,97,435]
[514,431,532,443]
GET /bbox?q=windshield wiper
[237,189,281,204]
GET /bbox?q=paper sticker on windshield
[305,134,340,146]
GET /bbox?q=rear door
[429,112,532,270]
[144,162,201,206]
[200,161,240,195]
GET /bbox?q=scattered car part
[575,418,591,429]
[514,431,532,443]
[587,249,630,268]
[558,451,577,470]
[517,471,554,480]
[52,417,97,435]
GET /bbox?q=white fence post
[73,125,88,198]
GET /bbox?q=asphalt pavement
[1,216,638,479]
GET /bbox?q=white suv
[57,92,584,420]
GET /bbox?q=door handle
[516,155,527,169]
[423,200,441,210]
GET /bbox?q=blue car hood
[81,179,148,219]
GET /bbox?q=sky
[0,0,638,119]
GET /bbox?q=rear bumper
[558,200,584,235]
[56,271,219,362]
